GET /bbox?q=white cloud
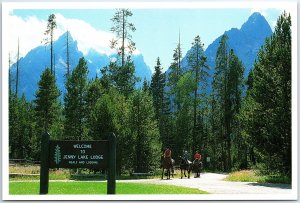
[7,13,140,62]
[7,15,46,62]
[54,13,115,56]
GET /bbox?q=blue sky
[9,8,282,72]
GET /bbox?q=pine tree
[34,68,60,133]
[187,35,210,153]
[66,30,71,77]
[227,49,245,169]
[246,12,291,177]
[64,57,88,140]
[168,36,183,112]
[15,39,20,97]
[9,53,12,95]
[128,90,161,172]
[142,78,150,93]
[100,61,117,91]
[101,59,138,97]
[9,95,36,160]
[33,68,60,160]
[166,36,184,157]
[110,9,136,67]
[43,14,57,74]
[89,88,133,174]
[150,58,174,153]
[86,78,105,138]
[211,35,244,171]
[150,58,165,119]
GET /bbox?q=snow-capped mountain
[10,31,152,100]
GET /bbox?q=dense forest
[9,10,291,179]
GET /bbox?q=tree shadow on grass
[247,182,292,189]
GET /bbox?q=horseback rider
[164,147,172,166]
[193,150,202,178]
[193,150,201,164]
[164,147,172,158]
[182,150,189,164]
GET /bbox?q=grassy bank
[224,170,291,184]
[9,182,209,195]
[9,164,185,181]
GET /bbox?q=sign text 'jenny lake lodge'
[49,140,109,169]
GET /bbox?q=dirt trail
[120,172,292,194]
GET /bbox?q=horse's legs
[180,169,183,179]
[166,168,168,179]
[196,169,200,178]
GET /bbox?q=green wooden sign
[39,132,116,195]
[49,140,109,169]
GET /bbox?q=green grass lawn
[9,181,209,195]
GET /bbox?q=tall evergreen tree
[128,90,161,172]
[187,35,209,153]
[9,95,36,160]
[86,78,104,138]
[168,36,183,112]
[89,88,134,174]
[15,39,20,97]
[103,9,139,97]
[34,68,60,133]
[150,58,174,152]
[142,78,150,93]
[212,34,229,171]
[9,53,12,95]
[43,14,57,74]
[227,49,245,169]
[64,57,88,140]
[33,68,60,159]
[66,30,71,77]
[110,9,136,67]
[166,35,184,157]
[211,35,244,171]
[101,59,138,97]
[245,12,291,176]
[150,58,165,119]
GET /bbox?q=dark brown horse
[179,156,192,179]
[161,155,174,179]
[193,159,203,178]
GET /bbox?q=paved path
[119,172,292,194]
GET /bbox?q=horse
[179,156,192,179]
[161,155,174,179]
[192,159,203,178]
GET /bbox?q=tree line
[9,10,291,179]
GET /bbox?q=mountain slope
[10,31,152,100]
[204,12,272,76]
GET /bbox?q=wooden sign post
[39,132,116,195]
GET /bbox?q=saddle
[181,158,191,166]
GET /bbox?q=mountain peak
[55,31,75,46]
[241,12,272,36]
[248,12,265,21]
